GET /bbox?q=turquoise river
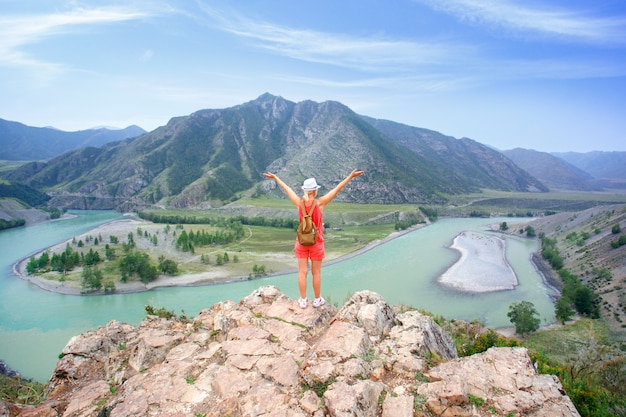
[0,210,557,382]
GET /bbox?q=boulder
[2,286,580,417]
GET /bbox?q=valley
[1,96,625,405]
[13,190,626,340]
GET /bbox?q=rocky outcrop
[3,287,579,416]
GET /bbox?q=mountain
[364,118,547,193]
[0,94,547,210]
[0,118,146,161]
[502,148,598,191]
[552,151,626,180]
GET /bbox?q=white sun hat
[301,178,321,191]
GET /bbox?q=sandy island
[438,231,518,293]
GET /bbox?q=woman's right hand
[263,172,276,180]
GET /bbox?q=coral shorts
[294,240,325,261]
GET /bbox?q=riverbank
[0,199,50,227]
[531,252,562,299]
[12,218,152,295]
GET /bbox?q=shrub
[145,304,175,319]
[555,297,575,324]
[308,377,336,398]
[158,258,178,275]
[507,301,540,336]
[457,329,520,357]
[0,374,45,406]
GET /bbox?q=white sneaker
[313,297,326,308]
[298,298,308,309]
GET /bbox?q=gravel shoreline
[530,252,562,300]
[438,231,519,293]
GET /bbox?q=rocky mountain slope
[1,94,547,210]
[0,118,145,161]
[520,204,626,335]
[366,118,547,193]
[503,148,598,191]
[2,287,580,417]
[0,199,50,226]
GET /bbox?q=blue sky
[1,0,625,152]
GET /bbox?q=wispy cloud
[0,7,151,73]
[278,73,475,93]
[414,0,626,44]
[140,49,155,63]
[196,3,473,73]
[197,3,624,88]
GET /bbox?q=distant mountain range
[502,149,596,191]
[503,149,626,191]
[0,94,624,210]
[0,118,145,161]
[552,151,626,181]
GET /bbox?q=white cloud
[196,3,624,88]
[278,73,474,93]
[196,3,473,73]
[414,0,626,44]
[0,7,152,73]
[140,49,155,62]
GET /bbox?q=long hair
[302,189,317,202]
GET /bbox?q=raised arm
[318,169,364,207]
[263,172,301,206]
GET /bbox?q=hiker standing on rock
[263,170,364,309]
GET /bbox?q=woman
[263,170,365,308]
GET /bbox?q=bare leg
[311,259,323,299]
[297,257,309,299]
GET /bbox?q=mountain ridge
[364,117,547,193]
[2,94,550,210]
[552,151,626,180]
[503,148,597,191]
[0,118,146,161]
